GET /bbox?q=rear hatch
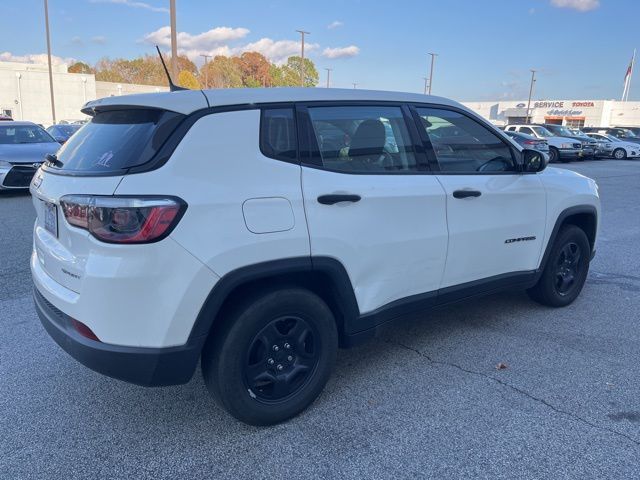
[30,107,186,293]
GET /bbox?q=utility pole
[352,83,358,89]
[428,53,438,95]
[296,30,310,87]
[423,77,429,95]
[325,68,332,88]
[44,0,56,124]
[170,0,178,79]
[526,69,537,124]
[200,54,211,88]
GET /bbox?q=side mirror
[522,148,547,172]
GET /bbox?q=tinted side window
[416,108,516,173]
[260,108,297,162]
[519,127,534,135]
[307,105,417,173]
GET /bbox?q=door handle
[317,194,361,205]
[453,189,482,199]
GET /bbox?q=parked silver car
[0,122,59,190]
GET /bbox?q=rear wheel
[202,288,338,425]
[613,148,627,160]
[527,225,590,307]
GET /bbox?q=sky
[2,0,639,101]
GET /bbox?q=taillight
[60,195,186,244]
[523,140,536,145]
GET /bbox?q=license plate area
[43,201,58,237]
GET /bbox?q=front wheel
[548,147,559,163]
[613,148,627,160]
[527,225,591,307]
[202,288,338,426]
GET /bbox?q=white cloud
[70,36,83,46]
[0,51,76,66]
[142,26,318,64]
[91,36,107,44]
[550,0,600,11]
[90,0,169,13]
[143,25,250,51]
[327,20,343,29]
[322,45,360,59]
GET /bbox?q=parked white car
[585,132,640,159]
[30,88,600,425]
[505,124,583,163]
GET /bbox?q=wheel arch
[539,205,598,272]
[189,257,360,350]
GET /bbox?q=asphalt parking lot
[1,160,639,479]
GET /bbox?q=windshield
[0,125,56,144]
[553,126,576,137]
[531,126,554,137]
[51,125,82,136]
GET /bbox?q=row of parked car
[501,123,640,162]
[0,119,81,190]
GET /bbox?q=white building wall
[462,99,640,128]
[0,61,166,127]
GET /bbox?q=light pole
[200,54,211,88]
[428,52,438,95]
[296,30,310,87]
[325,68,332,88]
[423,77,429,95]
[526,69,537,124]
[170,0,178,79]
[15,73,23,120]
[44,0,56,124]
[352,83,358,89]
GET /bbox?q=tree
[68,62,94,74]
[200,55,243,88]
[233,52,272,87]
[280,56,319,87]
[177,70,200,89]
[94,56,168,86]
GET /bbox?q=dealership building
[462,99,640,128]
[0,61,166,126]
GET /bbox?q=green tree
[177,70,200,89]
[200,55,243,88]
[280,56,319,87]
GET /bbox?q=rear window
[53,109,183,173]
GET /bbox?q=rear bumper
[34,287,204,386]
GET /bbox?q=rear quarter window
[260,108,297,162]
[53,109,184,174]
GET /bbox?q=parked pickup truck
[505,124,582,163]
[542,124,598,159]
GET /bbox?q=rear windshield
[53,109,183,173]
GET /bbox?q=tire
[202,288,338,426]
[613,148,627,160]
[527,225,591,307]
[548,147,559,163]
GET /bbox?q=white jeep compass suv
[30,88,600,425]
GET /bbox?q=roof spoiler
[156,45,187,92]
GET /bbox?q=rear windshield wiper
[45,153,64,168]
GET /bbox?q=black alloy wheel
[243,315,319,402]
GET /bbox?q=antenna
[155,45,187,92]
